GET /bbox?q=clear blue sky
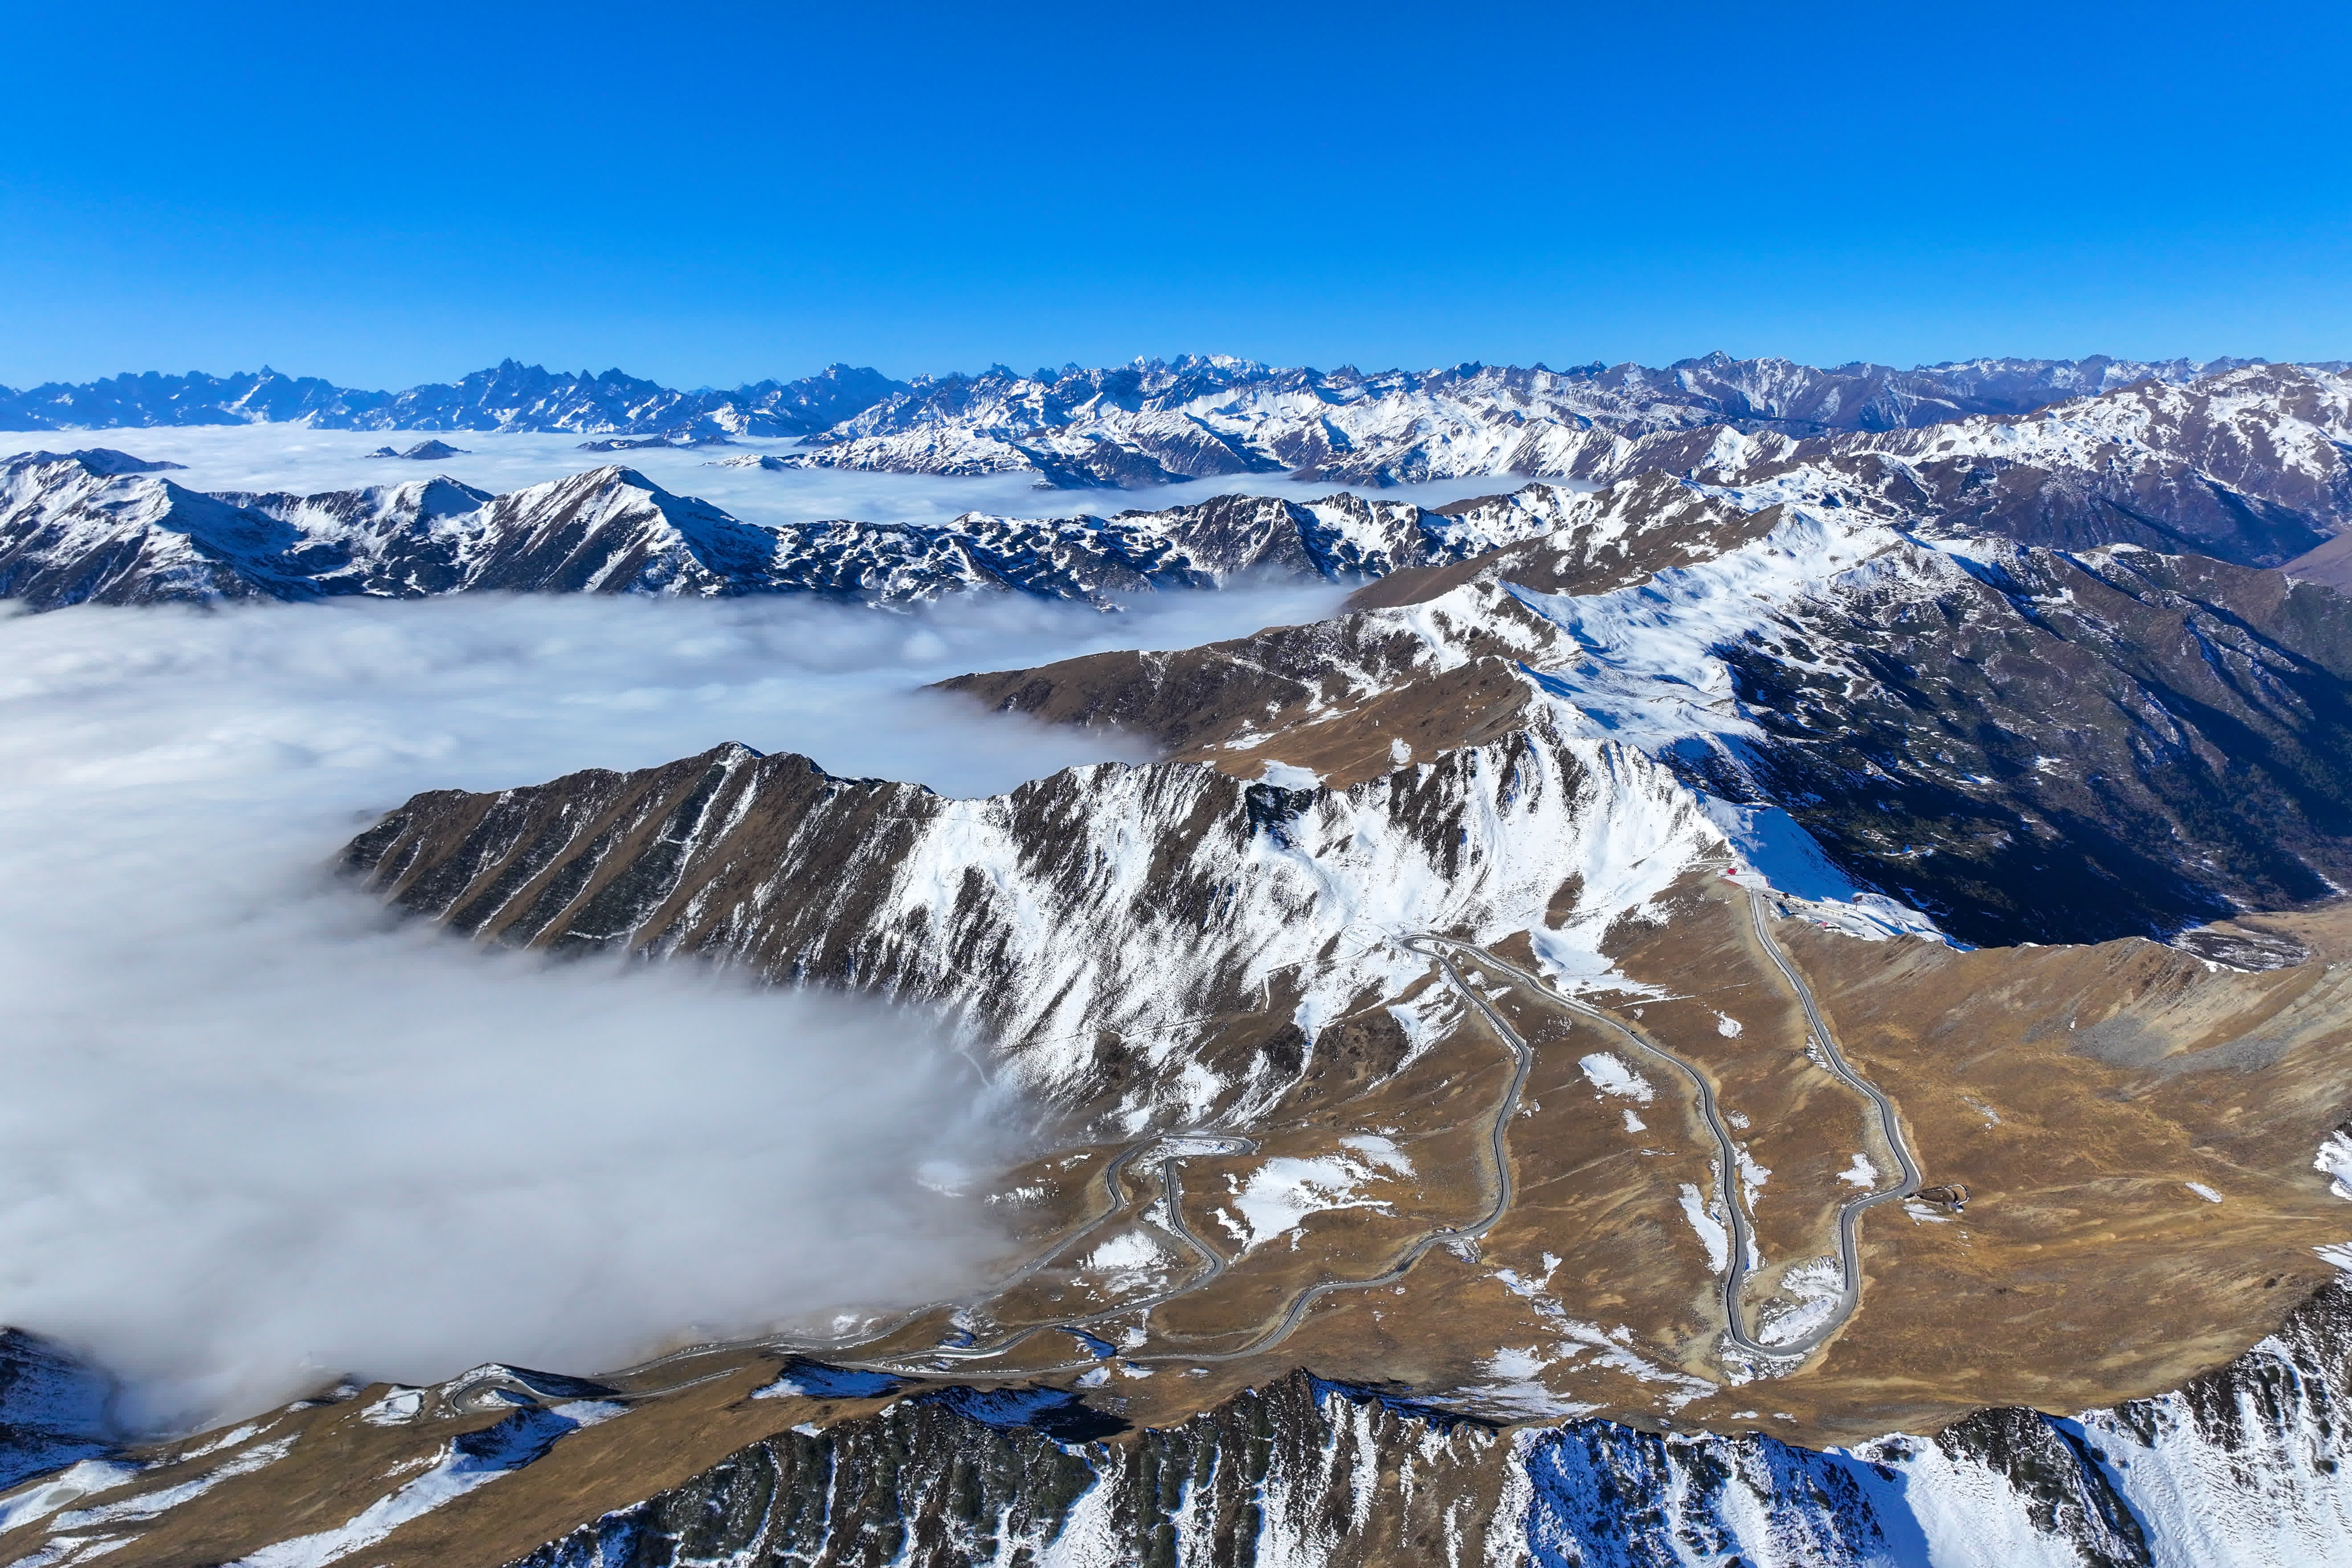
[3,0,2346,388]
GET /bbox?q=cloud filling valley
[0,580,1345,1432]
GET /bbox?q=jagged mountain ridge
[512,1278,2352,1568]
[1552,362,2352,570]
[0,451,1601,611]
[2,354,2334,490]
[342,718,1723,1130]
[0,362,907,440]
[714,354,2340,488]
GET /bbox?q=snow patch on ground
[1756,1257,1846,1348]
[1477,1258,1716,1413]
[1577,1053,1655,1104]
[1214,1138,1416,1254]
[1081,1231,1165,1271]
[752,1363,899,1401]
[1257,760,1323,789]
[1678,1184,1731,1274]
[2317,1131,2352,1201]
[1838,1153,1879,1190]
[0,1462,145,1534]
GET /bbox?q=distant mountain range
[7,362,2348,612]
[4,352,2343,489]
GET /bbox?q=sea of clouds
[0,578,1345,1433]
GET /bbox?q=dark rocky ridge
[6,1276,2344,1563]
[496,1278,2352,1568]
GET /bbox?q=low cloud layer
[0,583,1344,1432]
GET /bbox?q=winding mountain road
[1418,886,1921,1360]
[615,888,1919,1392]
[1740,887,1924,1351]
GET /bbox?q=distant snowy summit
[364,439,470,461]
[3,351,2340,490]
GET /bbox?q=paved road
[1127,936,1538,1365]
[1424,892,1922,1360]
[1740,887,1923,1354]
[735,937,1542,1379]
[603,1131,1257,1385]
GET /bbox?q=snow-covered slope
[951,485,2352,949]
[1560,362,2352,568]
[766,354,2321,488]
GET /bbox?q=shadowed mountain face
[1685,547,2352,945]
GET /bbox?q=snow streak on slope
[912,727,1724,1121]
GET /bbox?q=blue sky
[3,0,2346,387]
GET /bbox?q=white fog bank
[0,583,1343,1432]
